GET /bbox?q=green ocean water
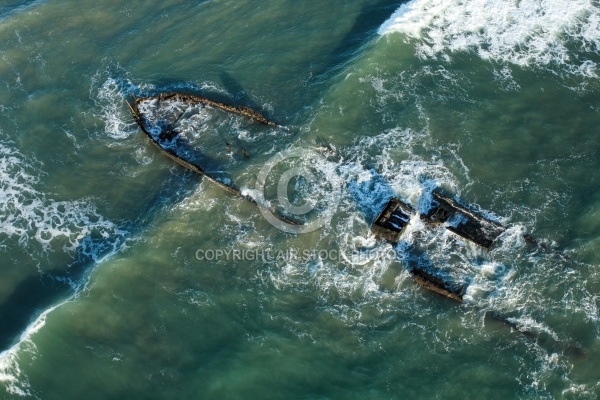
[1,0,600,398]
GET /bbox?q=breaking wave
[0,301,67,397]
[379,0,600,78]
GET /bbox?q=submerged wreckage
[372,193,505,250]
[127,92,505,302]
[127,92,506,301]
[371,194,505,303]
[126,93,300,227]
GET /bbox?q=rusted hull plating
[371,193,506,303]
[126,93,299,227]
[371,198,415,245]
[421,192,505,248]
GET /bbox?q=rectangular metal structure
[371,198,414,244]
[421,192,505,248]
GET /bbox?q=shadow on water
[0,169,198,352]
[109,1,408,123]
[310,0,408,84]
[219,71,264,114]
[0,273,68,349]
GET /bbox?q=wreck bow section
[126,93,278,199]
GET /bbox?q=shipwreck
[126,92,298,226]
[125,90,584,356]
[127,92,507,293]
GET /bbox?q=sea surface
[1,0,600,398]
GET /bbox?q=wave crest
[379,0,600,77]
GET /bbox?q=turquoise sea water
[1,0,600,398]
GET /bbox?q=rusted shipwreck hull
[369,195,550,346]
[372,192,505,249]
[422,192,505,249]
[411,267,464,303]
[126,92,276,192]
[126,92,298,225]
[371,192,505,303]
[132,92,277,127]
[128,96,241,196]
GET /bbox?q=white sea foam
[91,76,142,140]
[246,125,465,305]
[379,0,600,77]
[0,143,126,258]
